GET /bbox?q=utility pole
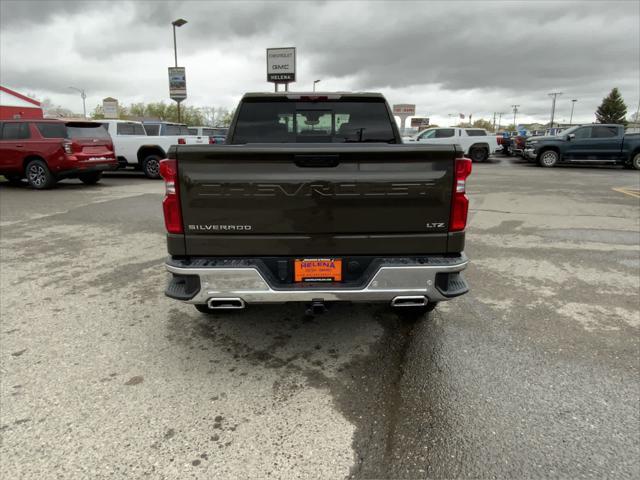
[569,99,577,125]
[511,105,520,129]
[492,112,497,131]
[497,112,504,130]
[548,92,562,128]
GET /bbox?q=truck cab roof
[241,92,386,99]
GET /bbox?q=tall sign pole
[267,47,296,92]
[170,18,187,122]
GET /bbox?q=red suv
[0,119,117,189]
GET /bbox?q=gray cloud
[1,0,638,124]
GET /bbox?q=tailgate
[177,144,457,256]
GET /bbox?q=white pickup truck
[100,120,194,178]
[405,127,499,162]
[142,121,205,145]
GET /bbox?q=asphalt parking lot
[1,157,639,479]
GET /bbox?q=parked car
[187,126,227,144]
[524,124,640,169]
[406,127,498,162]
[100,119,192,178]
[142,121,204,144]
[509,133,528,157]
[0,119,117,189]
[162,92,472,318]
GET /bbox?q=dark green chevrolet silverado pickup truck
[524,124,640,169]
[160,92,472,316]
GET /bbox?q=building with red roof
[0,85,44,120]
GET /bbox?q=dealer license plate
[294,258,342,282]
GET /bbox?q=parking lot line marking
[612,187,640,199]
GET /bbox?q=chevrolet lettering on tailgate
[197,181,437,197]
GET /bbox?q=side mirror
[567,133,575,141]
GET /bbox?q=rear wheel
[470,147,488,162]
[142,155,161,179]
[25,159,56,189]
[539,150,559,167]
[632,153,640,170]
[78,171,102,185]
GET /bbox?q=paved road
[1,159,639,479]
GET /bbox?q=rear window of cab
[35,122,110,139]
[35,122,66,138]
[466,129,486,136]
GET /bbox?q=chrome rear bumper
[165,255,469,305]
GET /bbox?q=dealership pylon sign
[168,67,187,101]
[267,47,296,91]
[393,104,416,131]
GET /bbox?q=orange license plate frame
[294,258,342,282]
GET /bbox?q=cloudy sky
[1,0,638,126]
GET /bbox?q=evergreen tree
[595,88,628,125]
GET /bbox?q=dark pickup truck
[161,92,472,316]
[524,124,640,169]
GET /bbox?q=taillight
[449,157,472,232]
[62,141,73,154]
[159,158,183,234]
[209,137,216,144]
[177,138,186,144]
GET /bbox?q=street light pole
[172,26,178,68]
[569,99,577,125]
[548,92,562,128]
[69,86,87,118]
[171,18,187,122]
[313,79,320,92]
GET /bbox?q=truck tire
[632,153,640,170]
[470,147,488,163]
[142,155,161,179]
[538,150,559,167]
[25,159,56,189]
[78,172,102,185]
[194,304,246,314]
[394,302,438,321]
[195,304,215,314]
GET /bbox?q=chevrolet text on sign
[266,47,296,83]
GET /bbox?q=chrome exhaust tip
[390,296,428,308]
[206,297,246,309]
